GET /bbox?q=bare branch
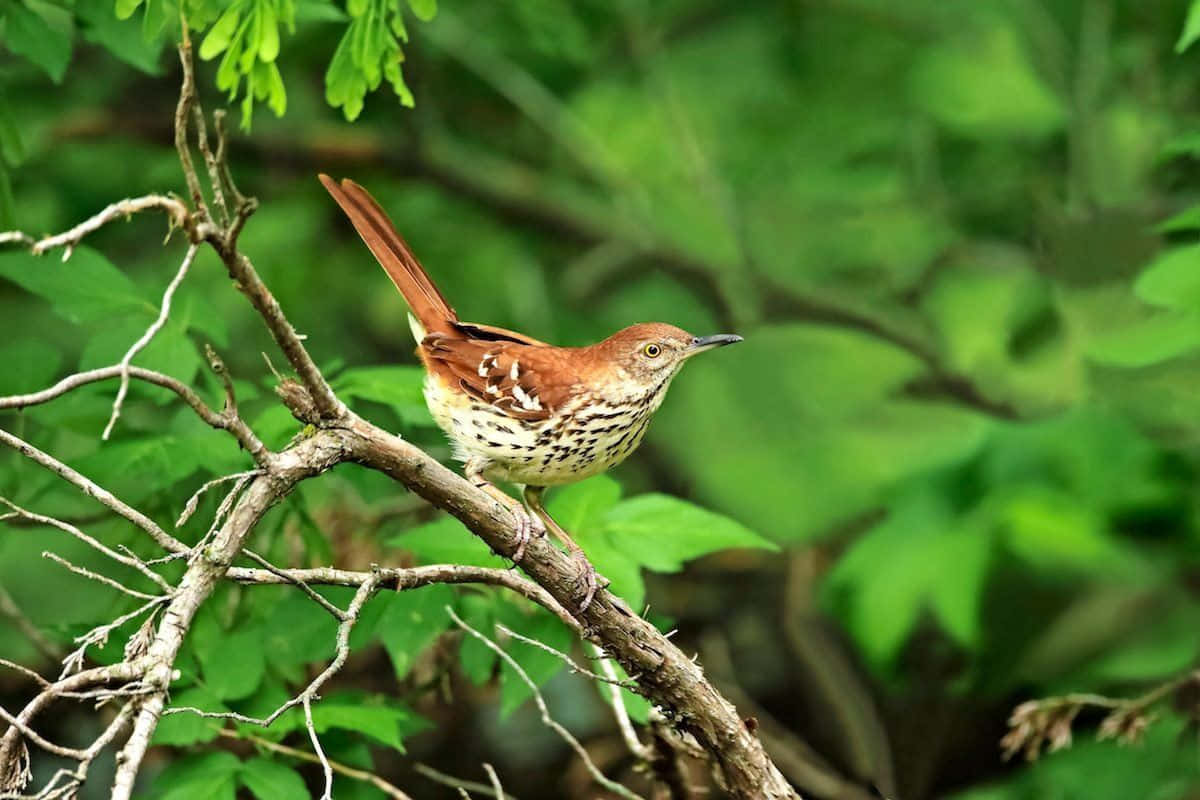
[0,363,268,463]
[0,195,190,261]
[110,435,344,800]
[225,562,579,633]
[102,243,199,439]
[173,38,207,217]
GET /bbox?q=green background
[6,0,1200,797]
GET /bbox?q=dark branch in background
[0,40,801,800]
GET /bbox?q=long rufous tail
[319,174,457,336]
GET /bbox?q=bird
[320,175,743,611]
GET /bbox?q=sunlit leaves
[1086,311,1200,368]
[1179,0,1200,52]
[1134,245,1200,310]
[325,0,428,120]
[199,0,294,127]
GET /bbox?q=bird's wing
[450,320,552,347]
[422,336,578,422]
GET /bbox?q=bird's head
[595,323,743,391]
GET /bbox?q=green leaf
[406,0,435,22]
[201,4,243,59]
[152,751,240,800]
[310,697,428,750]
[77,0,163,73]
[333,365,432,425]
[198,628,266,700]
[0,339,62,395]
[546,475,622,532]
[115,0,145,20]
[152,687,227,746]
[1179,0,1200,52]
[72,435,208,502]
[263,588,339,666]
[5,1,74,82]
[602,494,777,573]
[0,93,26,165]
[910,26,1064,140]
[823,489,994,668]
[376,584,453,678]
[258,0,280,61]
[1134,245,1200,310]
[240,757,308,800]
[496,601,573,715]
[387,515,507,568]
[0,162,13,231]
[457,592,497,685]
[0,247,145,325]
[1086,311,1200,367]
[1154,204,1200,234]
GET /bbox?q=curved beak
[685,334,743,357]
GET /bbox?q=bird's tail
[319,174,457,336]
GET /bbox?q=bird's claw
[510,508,546,564]
[572,551,599,613]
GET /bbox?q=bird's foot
[570,549,599,613]
[510,507,546,564]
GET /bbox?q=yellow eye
[643,343,662,358]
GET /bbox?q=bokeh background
[5,0,1200,797]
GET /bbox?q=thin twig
[41,552,162,601]
[102,243,199,440]
[448,607,646,800]
[482,764,505,800]
[414,764,519,800]
[176,470,263,528]
[0,195,189,260]
[496,625,637,688]
[2,497,172,592]
[216,728,414,799]
[592,643,652,762]
[225,563,579,633]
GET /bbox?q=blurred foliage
[7,0,1200,797]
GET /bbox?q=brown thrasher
[321,175,742,610]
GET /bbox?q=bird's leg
[465,462,543,563]
[523,485,598,612]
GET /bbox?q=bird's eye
[643,343,662,358]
